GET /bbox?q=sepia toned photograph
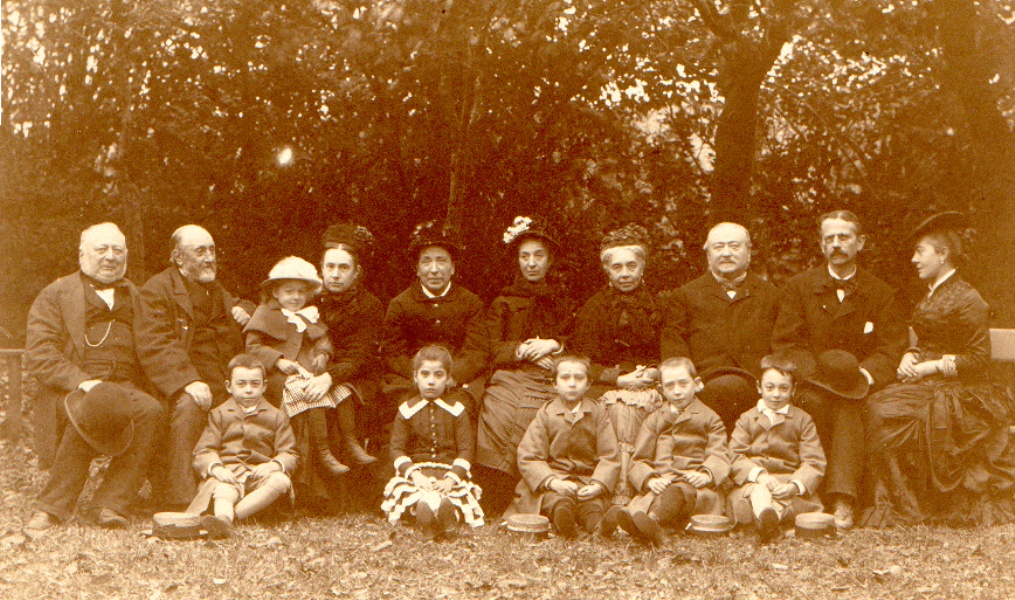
[1,0,1014,598]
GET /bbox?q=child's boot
[598,505,623,538]
[337,401,376,466]
[415,501,438,540]
[309,408,350,476]
[551,499,578,538]
[632,511,666,546]
[436,498,459,539]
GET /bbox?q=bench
[0,349,24,441]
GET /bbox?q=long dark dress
[475,277,575,477]
[862,275,1015,527]
[291,284,383,510]
[570,285,664,503]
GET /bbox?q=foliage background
[2,0,1014,345]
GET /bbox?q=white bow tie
[281,306,319,333]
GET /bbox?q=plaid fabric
[281,367,352,418]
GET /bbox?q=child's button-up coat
[628,398,731,492]
[390,396,474,480]
[512,397,621,514]
[729,405,826,494]
[193,397,298,479]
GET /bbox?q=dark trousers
[154,389,227,507]
[649,482,698,526]
[699,374,757,433]
[36,384,164,521]
[540,491,609,532]
[798,388,864,501]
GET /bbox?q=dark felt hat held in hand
[804,350,870,400]
[64,382,135,457]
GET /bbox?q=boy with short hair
[608,357,730,545]
[510,355,621,538]
[189,353,298,539]
[729,355,826,541]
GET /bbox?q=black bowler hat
[64,382,134,456]
[804,350,869,400]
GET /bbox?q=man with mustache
[137,225,253,510]
[772,210,907,529]
[24,223,164,530]
[661,222,780,432]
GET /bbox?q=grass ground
[3,436,1015,600]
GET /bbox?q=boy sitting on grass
[606,357,730,545]
[729,355,825,542]
[188,353,298,539]
[508,355,620,538]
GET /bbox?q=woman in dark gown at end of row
[862,212,1015,527]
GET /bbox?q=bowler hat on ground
[64,382,134,457]
[803,350,869,400]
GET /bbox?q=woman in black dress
[862,212,1015,527]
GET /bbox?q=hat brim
[64,387,134,457]
[802,377,869,401]
[907,211,968,242]
[699,366,757,384]
[259,277,323,293]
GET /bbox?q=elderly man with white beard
[24,223,164,531]
[137,224,253,511]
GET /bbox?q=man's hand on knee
[182,381,212,410]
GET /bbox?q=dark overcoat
[136,267,248,400]
[772,266,907,389]
[660,272,780,378]
[381,284,487,385]
[25,273,146,468]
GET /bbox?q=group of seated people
[20,209,1015,544]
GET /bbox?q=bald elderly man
[137,225,252,510]
[24,223,164,531]
[660,222,781,431]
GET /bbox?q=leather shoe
[597,506,622,538]
[551,502,578,539]
[25,510,59,532]
[96,508,129,529]
[757,507,780,542]
[201,515,236,540]
[833,498,854,531]
[632,512,666,546]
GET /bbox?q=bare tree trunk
[698,0,795,227]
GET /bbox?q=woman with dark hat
[473,216,577,513]
[379,220,488,420]
[862,212,1015,527]
[569,223,664,505]
[292,222,384,510]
